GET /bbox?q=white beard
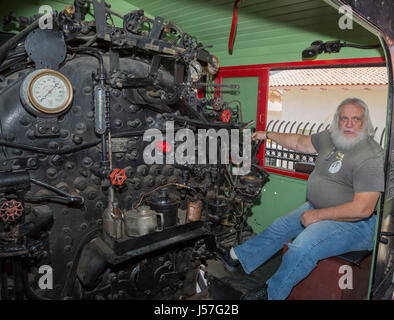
[330,126,368,150]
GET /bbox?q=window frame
[215,57,386,180]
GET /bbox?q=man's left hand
[301,210,321,227]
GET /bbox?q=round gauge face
[208,55,219,75]
[27,69,73,114]
[189,60,202,82]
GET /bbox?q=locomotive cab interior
[0,0,392,301]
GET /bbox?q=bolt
[51,126,59,134]
[65,161,75,170]
[85,187,97,200]
[60,129,69,139]
[83,86,92,94]
[128,104,139,113]
[62,226,71,234]
[74,177,87,191]
[113,119,122,128]
[96,201,103,209]
[64,245,72,254]
[38,126,47,134]
[64,235,72,245]
[27,158,38,168]
[82,157,92,167]
[146,117,154,125]
[46,167,57,178]
[76,122,86,133]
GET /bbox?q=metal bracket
[34,118,60,138]
[92,0,108,39]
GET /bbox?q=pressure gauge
[20,69,73,115]
[207,55,219,75]
[189,60,202,82]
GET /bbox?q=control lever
[251,130,270,177]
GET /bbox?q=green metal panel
[222,77,259,125]
[247,173,308,233]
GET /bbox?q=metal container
[146,191,179,229]
[186,199,202,223]
[124,206,164,237]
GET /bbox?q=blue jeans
[234,201,377,300]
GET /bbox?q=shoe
[241,284,268,300]
[215,247,240,272]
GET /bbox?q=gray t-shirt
[306,130,384,209]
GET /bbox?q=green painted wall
[222,76,259,125]
[248,173,308,233]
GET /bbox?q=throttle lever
[252,139,263,161]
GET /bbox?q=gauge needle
[40,83,59,102]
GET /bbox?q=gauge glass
[28,70,73,114]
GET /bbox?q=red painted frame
[215,57,386,180]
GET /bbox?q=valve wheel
[110,168,127,186]
[221,109,231,123]
[0,200,24,223]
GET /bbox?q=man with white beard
[216,98,384,300]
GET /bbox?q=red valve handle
[221,109,232,123]
[0,200,24,223]
[110,168,127,186]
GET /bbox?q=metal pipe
[0,18,39,65]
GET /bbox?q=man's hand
[252,131,267,141]
[301,209,321,227]
[301,192,380,226]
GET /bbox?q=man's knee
[285,241,319,266]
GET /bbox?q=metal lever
[379,232,394,244]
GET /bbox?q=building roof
[269,67,388,87]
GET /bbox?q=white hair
[329,98,375,138]
[329,98,375,150]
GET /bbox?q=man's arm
[252,131,317,154]
[301,192,380,227]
